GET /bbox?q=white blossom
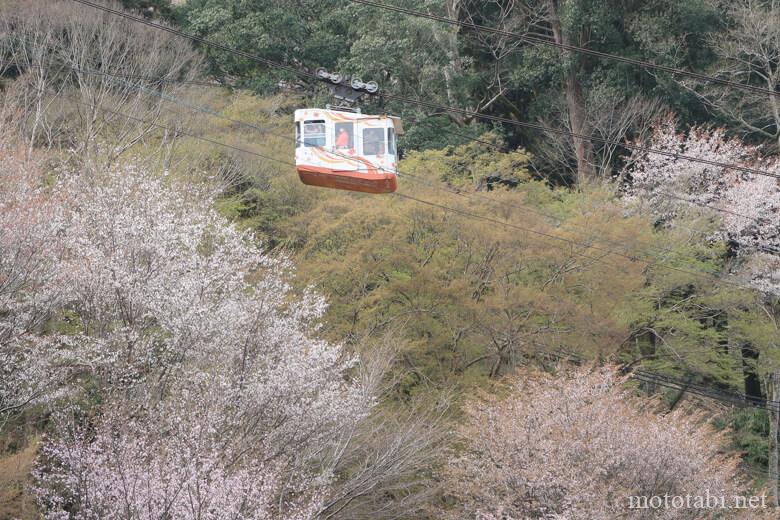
[443,367,765,519]
[623,117,780,293]
[0,144,70,426]
[0,158,371,518]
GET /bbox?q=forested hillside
[1,1,779,518]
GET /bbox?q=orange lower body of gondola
[297,166,397,194]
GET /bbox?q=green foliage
[716,408,770,468]
[189,94,777,409]
[46,310,82,336]
[120,0,173,18]
[175,0,771,169]
[401,132,530,188]
[399,116,495,152]
[8,0,780,510]
[177,0,351,92]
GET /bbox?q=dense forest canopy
[176,0,779,180]
[1,0,779,518]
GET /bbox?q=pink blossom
[623,117,780,293]
[443,366,767,519]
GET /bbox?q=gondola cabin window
[387,128,396,157]
[363,128,385,155]
[335,122,354,150]
[295,122,301,148]
[304,120,326,147]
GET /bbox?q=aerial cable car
[294,69,403,194]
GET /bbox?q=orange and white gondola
[294,108,403,194]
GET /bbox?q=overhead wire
[393,189,773,293]
[77,63,780,293]
[400,165,708,259]
[67,0,780,182]
[70,96,298,170]
[69,91,780,417]
[348,0,780,99]
[372,116,780,259]
[656,190,771,224]
[417,117,779,232]
[46,37,777,303]
[65,60,780,258]
[65,58,780,259]
[539,347,780,413]
[403,144,780,257]
[380,90,780,180]
[74,63,727,265]
[63,0,780,290]
[409,116,511,152]
[68,0,307,79]
[61,71,218,88]
[58,80,780,480]
[60,0,780,483]
[632,372,778,412]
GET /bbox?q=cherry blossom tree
[27,166,349,518]
[36,389,335,520]
[623,118,780,504]
[443,366,772,519]
[623,117,780,294]
[0,139,69,432]
[11,158,444,519]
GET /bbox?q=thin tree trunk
[548,0,594,184]
[27,65,47,159]
[438,0,464,125]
